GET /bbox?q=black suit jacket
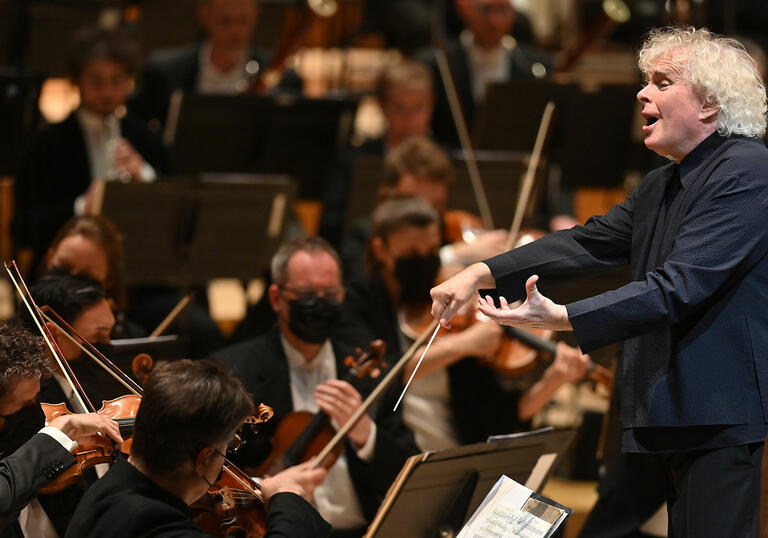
[485,133,768,450]
[418,38,553,148]
[130,42,302,131]
[65,456,330,538]
[340,276,524,446]
[0,433,75,538]
[12,110,171,261]
[211,328,418,523]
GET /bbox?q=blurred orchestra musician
[43,215,222,357]
[339,196,590,451]
[130,0,302,131]
[18,272,120,409]
[319,59,438,247]
[419,0,553,147]
[12,26,171,268]
[212,237,418,537]
[43,216,145,340]
[65,359,331,538]
[339,136,510,282]
[0,324,122,538]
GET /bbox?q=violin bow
[433,0,494,230]
[311,319,439,468]
[38,306,143,396]
[505,101,555,251]
[4,261,94,413]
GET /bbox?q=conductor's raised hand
[476,275,572,331]
[431,262,494,329]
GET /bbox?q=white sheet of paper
[457,475,536,538]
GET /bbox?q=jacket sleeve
[485,185,637,302]
[265,492,331,538]
[566,172,768,351]
[0,433,75,530]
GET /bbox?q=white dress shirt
[460,30,513,103]
[74,108,156,214]
[280,335,377,530]
[196,41,250,94]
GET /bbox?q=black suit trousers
[664,442,762,538]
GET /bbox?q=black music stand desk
[365,428,575,537]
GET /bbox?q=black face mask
[287,297,343,344]
[0,402,46,458]
[394,254,441,306]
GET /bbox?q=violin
[253,341,386,476]
[192,406,274,538]
[5,262,142,493]
[38,395,140,494]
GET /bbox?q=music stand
[100,175,296,286]
[475,80,638,188]
[365,428,575,538]
[166,93,359,199]
[343,150,538,232]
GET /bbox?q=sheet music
[457,475,566,538]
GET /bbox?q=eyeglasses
[226,432,245,456]
[279,285,343,301]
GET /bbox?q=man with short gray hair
[431,27,768,537]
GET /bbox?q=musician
[340,196,589,451]
[339,136,508,281]
[320,60,437,247]
[20,272,122,407]
[0,323,122,538]
[420,0,553,147]
[13,26,171,267]
[65,359,331,538]
[44,216,222,355]
[212,237,417,537]
[130,0,302,131]
[431,28,768,537]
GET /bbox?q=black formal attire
[484,133,768,537]
[0,433,74,538]
[211,328,418,535]
[12,111,171,264]
[417,37,553,148]
[130,42,302,131]
[32,378,101,537]
[339,275,525,445]
[65,456,330,538]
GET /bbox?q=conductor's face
[637,54,718,162]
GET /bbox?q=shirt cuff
[39,426,78,453]
[138,162,157,182]
[354,421,377,462]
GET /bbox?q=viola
[253,340,386,476]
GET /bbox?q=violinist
[212,237,417,537]
[0,324,122,538]
[130,0,302,131]
[320,59,437,246]
[65,359,330,538]
[13,26,171,266]
[339,195,590,451]
[18,272,123,407]
[339,136,508,281]
[43,215,145,340]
